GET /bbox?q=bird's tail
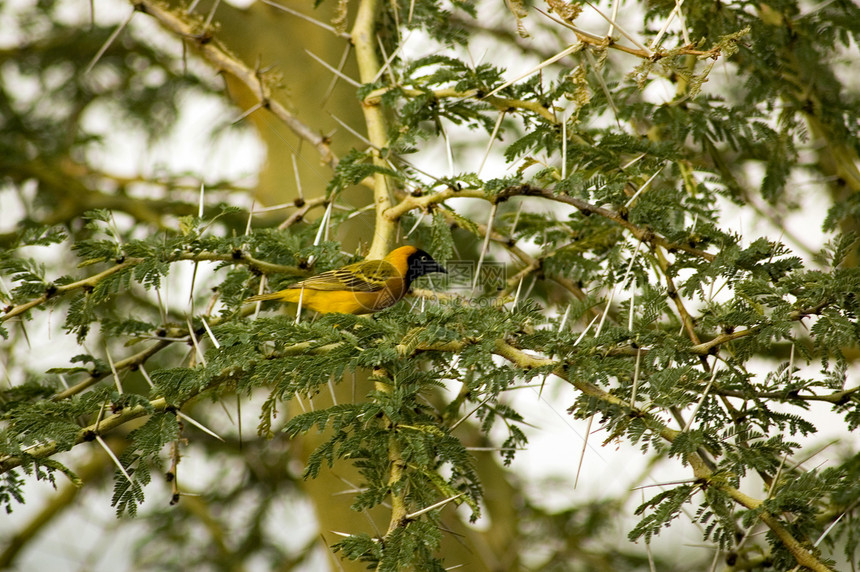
[245,291,286,303]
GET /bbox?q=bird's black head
[404,248,446,289]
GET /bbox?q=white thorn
[96,435,133,483]
[624,165,666,208]
[232,102,263,125]
[198,183,205,218]
[85,10,134,75]
[405,494,464,520]
[245,200,255,236]
[200,316,221,349]
[558,304,572,332]
[473,203,497,290]
[291,154,304,202]
[186,317,206,366]
[305,49,361,87]
[177,411,224,442]
[450,395,494,431]
[477,112,506,178]
[327,375,338,406]
[139,365,154,388]
[630,348,642,407]
[259,0,350,38]
[484,43,581,99]
[574,314,600,346]
[105,346,123,394]
[684,362,720,432]
[295,286,305,325]
[574,415,594,488]
[511,276,524,309]
[594,287,616,339]
[405,210,426,238]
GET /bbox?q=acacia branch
[2,258,141,322]
[384,184,716,262]
[513,185,716,261]
[350,0,396,259]
[1,252,303,324]
[0,397,171,474]
[130,0,337,169]
[454,12,725,63]
[177,251,303,276]
[712,386,860,405]
[384,187,486,221]
[652,246,702,345]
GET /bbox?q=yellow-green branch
[351,0,395,259]
[1,252,303,324]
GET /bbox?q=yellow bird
[246,246,446,314]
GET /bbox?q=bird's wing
[290,260,399,292]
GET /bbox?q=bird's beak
[431,261,447,274]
